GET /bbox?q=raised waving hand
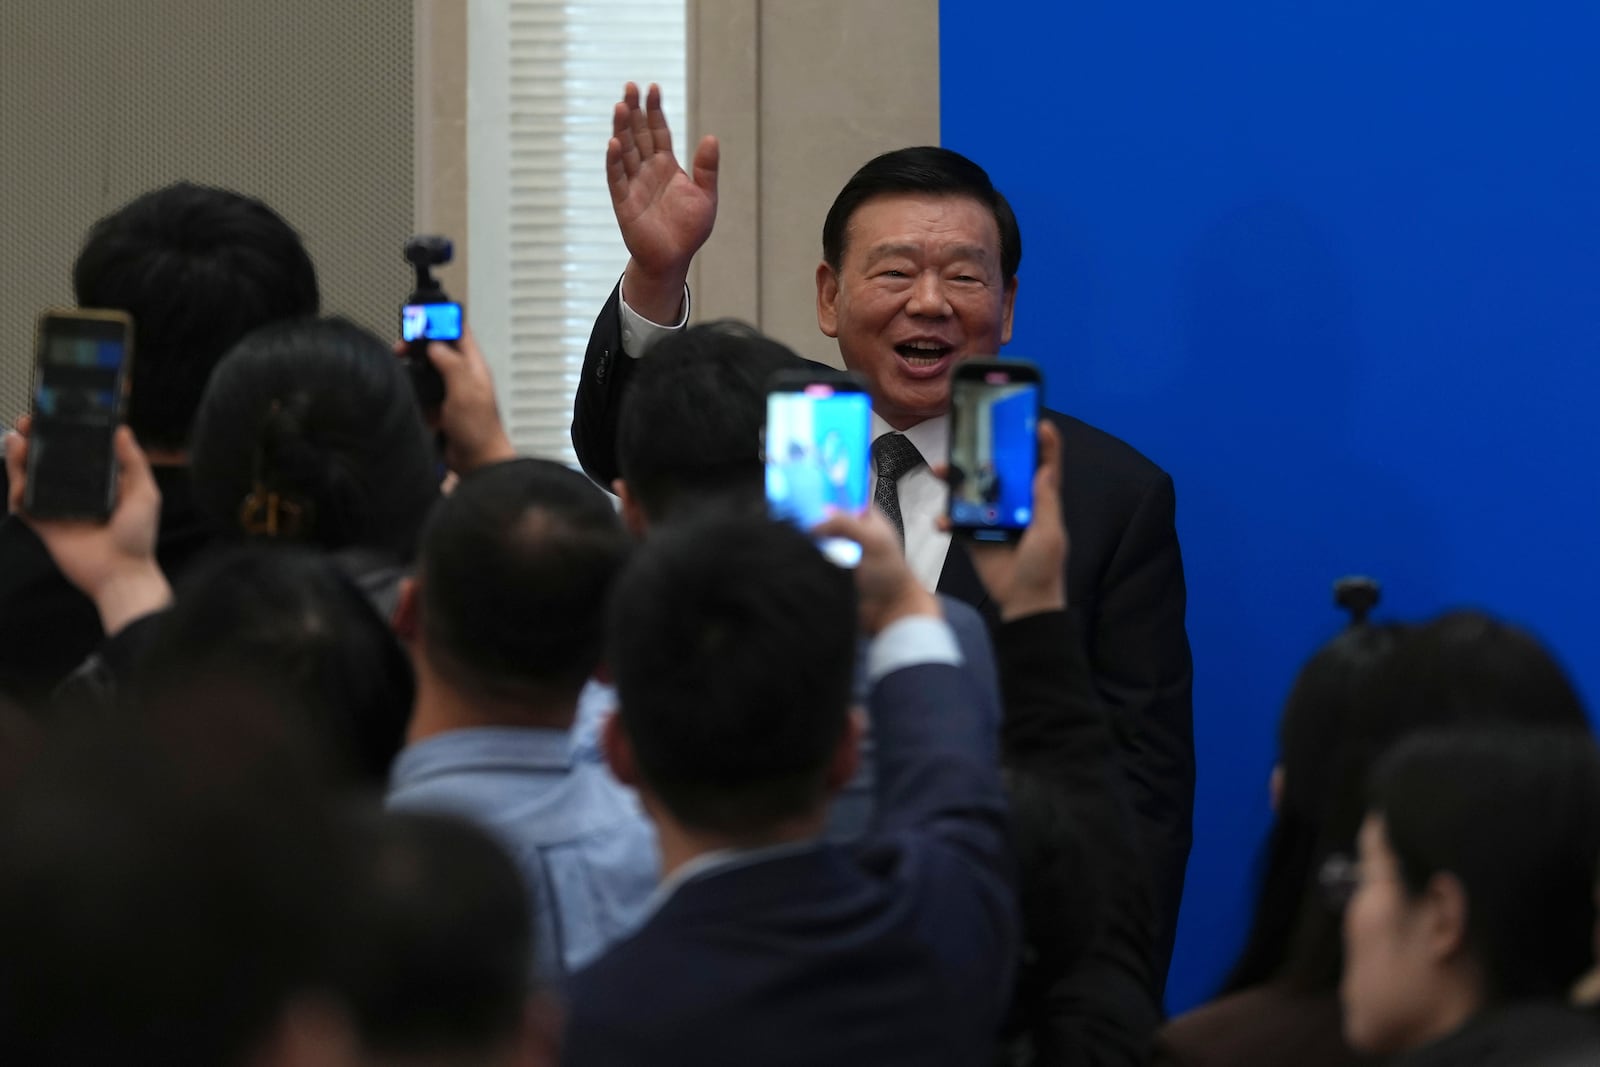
[608,82,720,324]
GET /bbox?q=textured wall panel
[0,1,413,424]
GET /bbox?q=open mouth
[894,341,954,369]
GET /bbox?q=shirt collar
[871,412,949,468]
[389,725,576,788]
[638,840,827,924]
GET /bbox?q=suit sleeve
[1092,470,1194,981]
[570,282,641,487]
[867,654,1018,1032]
[999,610,1162,1067]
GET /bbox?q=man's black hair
[608,514,857,837]
[420,458,631,706]
[336,809,532,1061]
[1369,728,1600,1003]
[72,182,320,451]
[616,320,810,522]
[189,316,438,561]
[822,146,1022,281]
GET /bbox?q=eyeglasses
[1318,853,1362,909]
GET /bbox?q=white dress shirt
[619,282,953,592]
[871,413,952,592]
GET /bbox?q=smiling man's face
[816,193,1018,430]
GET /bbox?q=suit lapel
[936,539,999,628]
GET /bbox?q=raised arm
[608,82,719,327]
[945,421,1162,1066]
[573,83,720,485]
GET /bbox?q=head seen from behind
[615,320,809,531]
[1340,729,1600,1056]
[72,182,320,455]
[133,546,415,788]
[409,458,631,727]
[817,146,1021,430]
[604,515,861,853]
[189,316,438,561]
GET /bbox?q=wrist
[622,260,690,326]
[92,561,173,636]
[459,430,517,475]
[998,589,1067,623]
[867,583,941,637]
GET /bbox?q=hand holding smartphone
[24,308,135,521]
[764,369,873,567]
[946,359,1043,543]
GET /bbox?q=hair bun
[1333,575,1381,626]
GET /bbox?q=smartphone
[764,369,873,567]
[947,359,1042,542]
[24,308,135,521]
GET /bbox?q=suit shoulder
[1043,409,1171,493]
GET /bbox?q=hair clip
[239,487,309,538]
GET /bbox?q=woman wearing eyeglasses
[1338,729,1600,1066]
[1156,603,1593,1067]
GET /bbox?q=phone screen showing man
[765,382,871,566]
[949,367,1039,541]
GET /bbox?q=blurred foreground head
[0,716,356,1066]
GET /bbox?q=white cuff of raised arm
[617,275,691,357]
[866,616,962,685]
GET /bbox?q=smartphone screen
[401,301,463,343]
[26,310,134,520]
[765,376,872,567]
[948,361,1041,541]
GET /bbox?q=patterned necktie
[872,432,925,545]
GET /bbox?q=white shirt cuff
[617,274,691,357]
[866,615,962,684]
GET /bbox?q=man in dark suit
[564,508,1017,1066]
[569,83,1196,991]
[569,83,1194,986]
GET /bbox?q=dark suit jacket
[570,284,1195,981]
[561,650,1018,1067]
[997,611,1160,1067]
[0,466,218,709]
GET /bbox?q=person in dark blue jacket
[562,510,1018,1067]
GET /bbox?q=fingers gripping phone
[402,235,461,409]
[24,309,136,521]
[764,370,873,567]
[947,359,1042,543]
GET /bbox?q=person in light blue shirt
[387,457,657,985]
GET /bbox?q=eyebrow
[862,242,994,266]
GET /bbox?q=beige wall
[2,2,937,426]
[0,1,414,426]
[687,0,941,368]
[414,0,469,301]
[413,0,943,368]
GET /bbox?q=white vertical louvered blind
[467,0,687,467]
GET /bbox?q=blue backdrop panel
[939,0,1600,1012]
